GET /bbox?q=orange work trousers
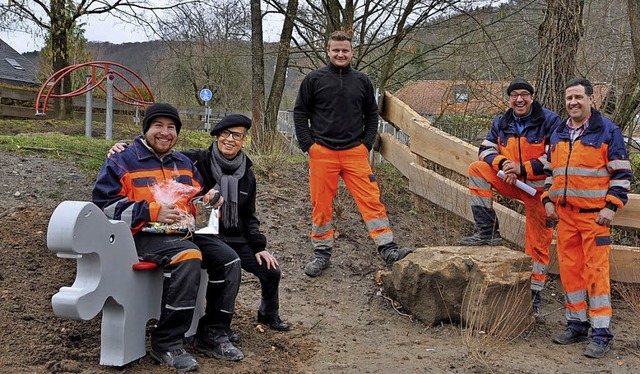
[468,161,552,291]
[308,143,393,258]
[556,204,612,329]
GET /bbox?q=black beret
[211,114,252,136]
[142,103,182,134]
[506,77,534,95]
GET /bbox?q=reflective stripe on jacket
[479,100,561,188]
[92,136,203,234]
[542,108,631,210]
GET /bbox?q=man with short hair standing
[542,78,632,358]
[293,30,411,277]
[459,77,561,321]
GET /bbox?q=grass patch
[0,129,215,181]
[0,132,114,179]
[374,161,414,210]
[251,152,307,180]
[175,130,214,151]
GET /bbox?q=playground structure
[35,61,155,140]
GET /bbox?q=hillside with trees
[14,0,639,137]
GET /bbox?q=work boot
[193,327,244,361]
[257,313,291,331]
[379,246,413,269]
[304,257,329,277]
[553,328,589,345]
[459,230,503,246]
[225,327,240,343]
[531,290,544,324]
[584,339,611,358]
[150,348,199,372]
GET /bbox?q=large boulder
[380,246,533,336]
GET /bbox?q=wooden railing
[0,86,222,127]
[0,85,136,122]
[379,91,640,283]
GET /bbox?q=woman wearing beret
[183,114,290,337]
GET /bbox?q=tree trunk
[264,0,298,152]
[250,0,267,152]
[536,0,584,117]
[610,0,640,134]
[324,0,342,35]
[51,0,72,119]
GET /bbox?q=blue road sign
[200,88,213,102]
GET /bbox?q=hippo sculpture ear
[47,201,161,366]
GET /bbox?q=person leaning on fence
[92,103,230,371]
[458,77,562,322]
[293,30,412,277]
[542,78,632,359]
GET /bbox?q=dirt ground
[1,139,639,373]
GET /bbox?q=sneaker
[459,231,503,246]
[383,247,413,269]
[149,348,199,372]
[304,257,329,277]
[584,339,611,358]
[553,328,589,345]
[257,313,291,331]
[193,328,244,361]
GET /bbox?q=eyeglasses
[219,129,246,141]
[509,93,531,100]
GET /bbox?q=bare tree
[250,0,267,149]
[271,0,492,91]
[535,0,584,116]
[0,0,189,118]
[262,0,299,153]
[609,0,640,134]
[153,1,252,110]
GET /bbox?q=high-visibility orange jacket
[541,108,632,210]
[479,101,561,189]
[93,136,203,234]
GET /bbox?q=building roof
[0,39,40,87]
[394,79,612,118]
[394,80,508,118]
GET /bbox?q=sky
[2,15,152,54]
[1,10,284,55]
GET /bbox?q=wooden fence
[0,86,223,128]
[379,91,640,283]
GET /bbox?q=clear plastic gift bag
[141,179,200,234]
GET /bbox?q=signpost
[200,88,213,132]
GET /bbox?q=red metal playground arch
[35,61,154,116]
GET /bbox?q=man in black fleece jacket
[293,30,411,277]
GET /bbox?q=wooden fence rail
[0,86,224,127]
[379,91,640,283]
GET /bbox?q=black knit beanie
[142,103,182,134]
[506,77,534,95]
